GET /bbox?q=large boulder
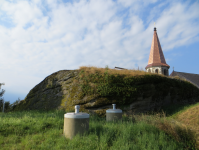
[10,69,80,112]
[11,67,199,117]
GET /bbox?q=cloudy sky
[0,0,199,105]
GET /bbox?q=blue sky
[0,0,199,105]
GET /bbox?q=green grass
[1,102,199,150]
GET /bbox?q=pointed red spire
[145,27,170,69]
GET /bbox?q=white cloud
[1,1,43,27]
[155,1,199,50]
[0,0,198,103]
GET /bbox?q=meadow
[0,101,199,150]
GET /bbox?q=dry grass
[124,104,199,150]
[78,65,162,77]
[78,65,185,81]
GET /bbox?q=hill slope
[9,66,199,117]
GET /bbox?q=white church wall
[146,66,169,76]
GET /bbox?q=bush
[0,97,23,113]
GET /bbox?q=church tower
[145,27,170,76]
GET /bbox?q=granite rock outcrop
[10,68,199,117]
[10,70,80,112]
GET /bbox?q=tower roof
[145,27,170,69]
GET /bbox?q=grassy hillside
[1,66,199,116]
[2,65,199,116]
[56,65,199,117]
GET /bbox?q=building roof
[114,67,127,70]
[170,70,199,89]
[145,27,170,69]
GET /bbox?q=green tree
[8,97,22,112]
[2,100,11,113]
[0,83,6,112]
[0,83,23,113]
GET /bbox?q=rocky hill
[9,66,199,117]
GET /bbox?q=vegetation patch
[57,66,199,117]
[0,102,199,150]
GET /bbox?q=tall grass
[0,102,199,150]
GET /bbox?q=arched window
[155,69,158,74]
[164,69,167,76]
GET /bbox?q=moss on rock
[8,67,199,118]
